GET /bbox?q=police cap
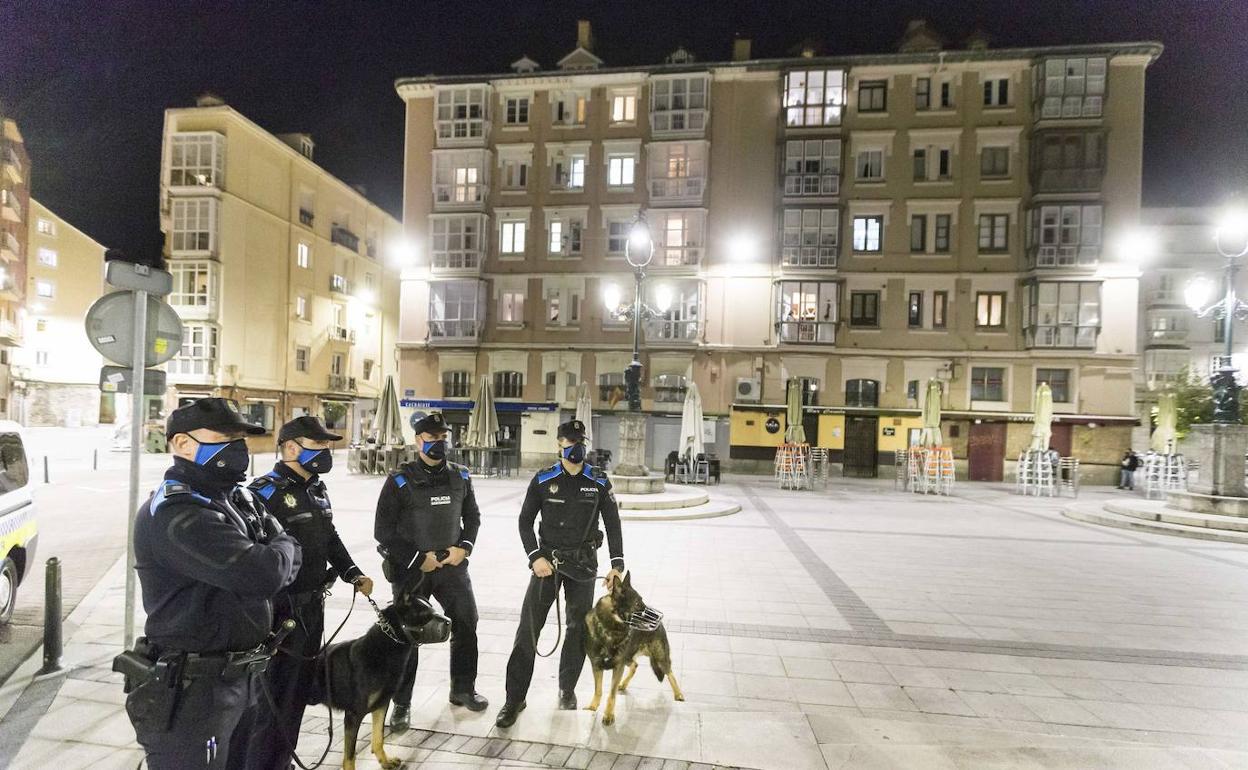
[557,419,587,442]
[277,415,342,444]
[166,397,266,439]
[412,412,449,435]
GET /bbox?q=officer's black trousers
[394,561,479,705]
[127,669,256,770]
[504,571,595,704]
[241,597,325,770]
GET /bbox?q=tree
[1162,366,1248,438]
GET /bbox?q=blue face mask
[295,443,333,474]
[191,437,250,482]
[421,439,447,462]
[561,442,587,464]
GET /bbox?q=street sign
[104,260,173,295]
[84,291,183,367]
[99,365,167,395]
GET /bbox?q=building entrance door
[1050,423,1073,457]
[842,416,878,478]
[968,422,1007,481]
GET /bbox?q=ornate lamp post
[1185,211,1248,423]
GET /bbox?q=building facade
[394,21,1160,481]
[159,97,403,449]
[11,199,107,426]
[0,110,30,420]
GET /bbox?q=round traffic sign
[84,291,184,368]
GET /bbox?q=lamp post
[1185,210,1248,423]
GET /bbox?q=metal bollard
[93,448,98,471]
[43,456,49,484]
[38,558,63,675]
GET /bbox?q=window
[429,280,482,339]
[932,291,948,328]
[607,154,635,187]
[431,214,484,269]
[500,157,529,190]
[435,87,489,140]
[1036,368,1071,403]
[34,280,54,299]
[545,287,583,326]
[981,147,1010,178]
[777,281,837,344]
[912,148,926,181]
[432,151,488,204]
[653,373,688,403]
[976,292,1006,328]
[361,359,374,380]
[852,215,883,253]
[552,91,589,127]
[784,139,840,196]
[494,371,524,399]
[909,215,927,252]
[295,294,308,320]
[648,141,706,200]
[792,377,821,406]
[610,91,637,124]
[908,291,923,327]
[330,353,344,377]
[546,213,585,256]
[1032,131,1105,191]
[35,218,55,236]
[499,290,525,325]
[978,214,1009,252]
[1036,57,1107,118]
[36,248,57,267]
[653,210,705,266]
[443,371,472,398]
[915,77,931,110]
[242,402,275,433]
[598,371,625,403]
[1029,204,1103,266]
[296,242,310,268]
[169,261,212,307]
[551,150,587,190]
[35,319,46,332]
[850,291,880,327]
[606,217,632,257]
[937,149,951,179]
[295,347,309,373]
[907,380,920,401]
[940,81,953,108]
[783,69,846,127]
[171,198,216,253]
[781,209,838,267]
[504,96,530,125]
[856,150,884,181]
[845,379,879,407]
[857,80,887,112]
[168,323,218,376]
[34,351,48,366]
[545,371,577,402]
[970,367,1005,401]
[499,219,527,255]
[648,281,699,341]
[650,75,709,133]
[1024,281,1101,348]
[934,214,951,252]
[169,132,225,187]
[983,78,1010,107]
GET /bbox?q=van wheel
[0,557,17,625]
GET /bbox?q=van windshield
[0,433,29,493]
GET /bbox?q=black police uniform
[503,420,624,709]
[374,415,482,712]
[123,400,301,770]
[241,424,364,770]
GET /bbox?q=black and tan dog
[584,572,684,725]
[307,590,451,770]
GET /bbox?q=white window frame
[429,213,485,270]
[781,209,838,268]
[777,280,837,344]
[35,218,55,236]
[169,323,218,376]
[34,279,55,299]
[435,86,490,141]
[544,282,583,328]
[1037,57,1107,119]
[784,139,840,196]
[169,131,225,188]
[783,69,846,127]
[171,198,217,254]
[1025,281,1101,349]
[429,280,484,340]
[294,346,310,373]
[983,76,1011,107]
[499,289,526,326]
[856,149,884,181]
[545,209,586,257]
[607,154,636,188]
[168,261,214,308]
[651,209,706,267]
[549,144,589,191]
[610,89,638,125]
[852,215,883,253]
[1029,204,1103,267]
[36,247,57,267]
[649,74,709,135]
[504,95,530,126]
[499,217,528,256]
[648,141,707,201]
[551,90,589,127]
[432,150,489,205]
[603,209,636,258]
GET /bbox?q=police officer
[495,418,624,728]
[123,398,302,769]
[375,412,487,730]
[241,415,375,770]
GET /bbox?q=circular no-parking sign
[84,291,183,368]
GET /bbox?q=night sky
[1,0,1245,258]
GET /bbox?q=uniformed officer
[375,412,487,730]
[123,398,302,769]
[241,415,375,770]
[495,418,624,728]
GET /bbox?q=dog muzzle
[405,614,452,645]
[626,605,664,632]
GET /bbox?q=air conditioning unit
[736,377,761,403]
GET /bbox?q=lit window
[435,87,489,140]
[296,242,310,268]
[610,92,637,123]
[499,290,525,324]
[607,155,635,187]
[296,295,308,320]
[169,262,213,307]
[430,214,484,269]
[37,248,57,267]
[852,215,883,252]
[781,209,838,268]
[500,220,527,255]
[35,280,54,299]
[169,132,225,187]
[976,292,1006,328]
[171,198,217,253]
[783,70,846,127]
[35,351,48,366]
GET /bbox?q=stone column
[1184,423,1248,498]
[614,412,650,477]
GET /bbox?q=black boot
[450,689,489,712]
[495,701,526,728]
[558,690,577,710]
[389,703,410,732]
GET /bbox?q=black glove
[260,512,285,542]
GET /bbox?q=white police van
[0,422,36,624]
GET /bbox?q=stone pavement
[4,472,1248,769]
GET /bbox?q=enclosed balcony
[331,225,360,253]
[329,274,352,296]
[3,147,21,184]
[327,374,357,392]
[0,231,19,263]
[1,189,22,223]
[327,325,356,344]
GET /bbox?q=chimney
[732,37,752,62]
[576,19,593,51]
[195,92,225,107]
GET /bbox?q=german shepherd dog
[306,589,451,770]
[584,572,684,725]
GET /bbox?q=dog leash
[531,564,617,658]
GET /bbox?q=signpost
[86,258,180,648]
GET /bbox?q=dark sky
[1,0,1245,257]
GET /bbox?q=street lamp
[1185,208,1248,423]
[603,211,663,411]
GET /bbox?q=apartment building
[0,109,30,419]
[159,96,403,448]
[10,200,107,426]
[394,20,1160,481]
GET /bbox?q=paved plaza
[3,468,1248,769]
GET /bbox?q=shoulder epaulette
[248,470,291,500]
[458,467,471,481]
[582,464,608,486]
[150,480,212,515]
[537,463,562,484]
[390,470,409,489]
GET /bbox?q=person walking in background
[1117,449,1140,490]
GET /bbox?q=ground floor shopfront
[166,384,370,452]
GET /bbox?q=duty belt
[139,640,273,680]
[285,589,324,607]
